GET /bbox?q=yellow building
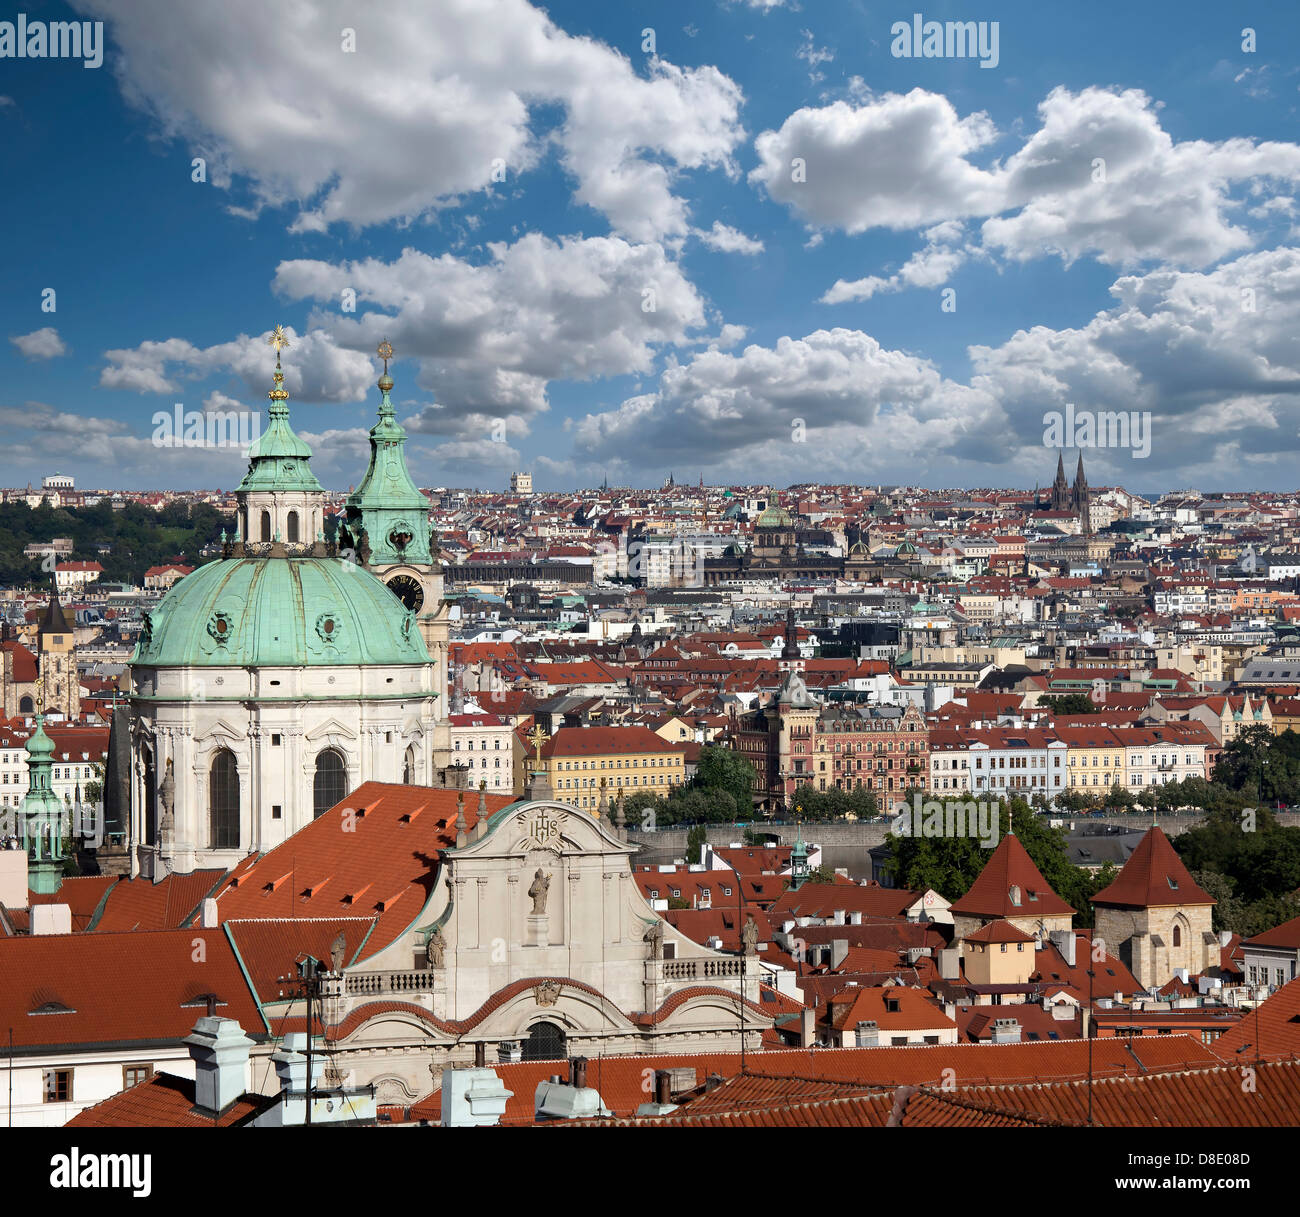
[1055,725,1126,792]
[530,725,685,813]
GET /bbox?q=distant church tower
[343,341,451,772]
[36,585,79,720]
[1049,453,1071,511]
[1072,454,1092,535]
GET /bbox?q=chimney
[655,1070,672,1105]
[1049,929,1077,967]
[440,1065,513,1128]
[1219,929,1233,949]
[831,939,849,970]
[849,911,863,925]
[937,947,960,980]
[855,1020,879,1047]
[570,1056,588,1090]
[184,1016,253,1117]
[799,1006,815,1048]
[474,1041,487,1067]
[31,904,72,935]
[991,1017,1021,1044]
[0,848,27,908]
[270,1032,324,1096]
[200,897,219,928]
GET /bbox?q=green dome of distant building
[756,504,793,528]
[133,555,429,668]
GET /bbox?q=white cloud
[76,0,745,243]
[754,85,1300,273]
[695,221,765,255]
[751,90,1001,234]
[569,248,1300,488]
[100,327,375,403]
[272,233,710,436]
[10,327,67,360]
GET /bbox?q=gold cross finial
[526,724,550,764]
[268,324,291,359]
[377,338,394,374]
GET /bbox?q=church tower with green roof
[344,343,450,763]
[20,716,67,894]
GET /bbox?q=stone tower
[1049,452,1070,511]
[36,585,79,720]
[1091,825,1216,990]
[1072,454,1092,535]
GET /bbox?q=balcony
[662,958,745,982]
[345,970,437,996]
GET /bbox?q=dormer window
[1009,884,1022,906]
[1167,876,1179,890]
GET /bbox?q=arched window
[1172,923,1182,948]
[287,511,299,543]
[313,749,348,818]
[403,745,415,786]
[18,695,33,714]
[209,749,239,850]
[142,749,157,847]
[260,510,271,542]
[522,1020,566,1062]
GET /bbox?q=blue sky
[2,0,1299,493]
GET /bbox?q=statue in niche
[425,927,446,970]
[643,920,664,960]
[528,868,551,916]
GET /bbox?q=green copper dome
[132,556,430,668]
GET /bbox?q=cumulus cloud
[572,328,1004,483]
[100,326,376,403]
[753,85,1300,280]
[10,327,67,360]
[75,0,744,242]
[694,221,765,255]
[568,248,1300,488]
[822,222,968,303]
[272,233,710,436]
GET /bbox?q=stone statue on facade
[528,868,551,915]
[741,916,759,957]
[329,930,347,973]
[425,927,446,970]
[643,920,664,960]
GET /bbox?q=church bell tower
[344,342,451,766]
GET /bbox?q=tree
[685,823,708,863]
[803,865,839,885]
[691,745,756,807]
[1041,694,1098,715]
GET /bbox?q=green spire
[790,821,809,890]
[236,325,324,495]
[346,340,434,566]
[21,715,67,893]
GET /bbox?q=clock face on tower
[386,574,424,613]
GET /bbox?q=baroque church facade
[125,331,453,875]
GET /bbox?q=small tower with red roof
[949,831,1075,944]
[1091,825,1216,990]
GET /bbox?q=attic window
[29,1001,75,1016]
[1028,890,1039,902]
[1167,876,1179,890]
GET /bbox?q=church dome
[133,556,429,668]
[756,504,793,528]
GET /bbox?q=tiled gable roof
[948,833,1075,919]
[1091,825,1214,908]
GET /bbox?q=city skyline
[3,1,1300,492]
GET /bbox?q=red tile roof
[0,928,265,1050]
[965,920,1036,945]
[948,833,1075,919]
[66,1071,267,1128]
[208,782,515,962]
[1091,825,1214,908]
